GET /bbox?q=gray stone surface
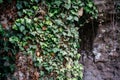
[80,0,120,80]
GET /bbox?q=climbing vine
[0,0,98,79]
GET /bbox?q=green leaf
[53,48,59,53]
[19,25,25,32]
[54,1,62,7]
[55,19,64,26]
[29,45,37,49]
[45,20,52,26]
[16,3,23,10]
[67,15,73,20]
[0,24,3,33]
[74,16,79,21]
[64,4,71,9]
[9,36,19,43]
[70,10,77,15]
[0,0,3,3]
[17,11,23,17]
[12,25,18,30]
[88,2,93,8]
[64,0,71,9]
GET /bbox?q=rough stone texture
[80,22,120,80]
[80,0,120,80]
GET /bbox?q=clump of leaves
[0,24,16,79]
[0,0,98,79]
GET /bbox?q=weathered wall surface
[80,0,120,80]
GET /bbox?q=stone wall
[80,0,120,80]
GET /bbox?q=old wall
[80,0,120,80]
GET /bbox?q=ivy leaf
[35,0,39,3]
[12,25,18,30]
[66,62,71,69]
[74,16,79,21]
[45,20,52,26]
[54,0,62,7]
[67,15,73,20]
[88,2,93,8]
[55,19,64,26]
[64,0,71,9]
[19,25,25,32]
[0,24,4,33]
[60,13,66,19]
[64,4,71,9]
[29,45,37,49]
[53,48,59,53]
[70,10,77,15]
[17,11,23,17]
[9,36,19,43]
[16,2,23,10]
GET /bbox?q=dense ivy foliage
[0,0,98,79]
[0,24,17,79]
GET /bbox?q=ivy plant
[0,0,98,79]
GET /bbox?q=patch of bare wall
[79,0,120,80]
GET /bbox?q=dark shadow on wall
[79,20,99,55]
[78,20,99,79]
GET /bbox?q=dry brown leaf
[39,10,46,16]
[42,26,47,30]
[1,23,7,28]
[36,51,40,57]
[34,71,39,80]
[78,7,84,17]
[51,53,55,57]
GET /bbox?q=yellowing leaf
[50,53,55,57]
[66,63,71,69]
